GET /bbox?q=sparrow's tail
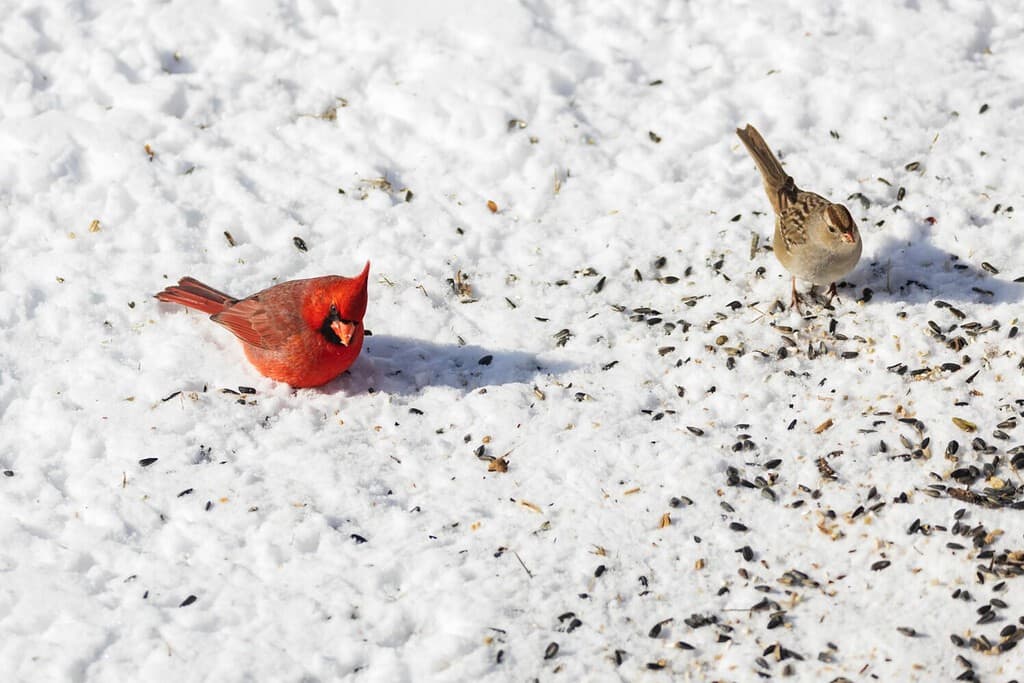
[155,277,235,315]
[736,124,793,214]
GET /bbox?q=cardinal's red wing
[211,298,288,349]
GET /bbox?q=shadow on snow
[861,221,1022,305]
[330,334,576,395]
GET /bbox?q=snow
[2,0,1024,680]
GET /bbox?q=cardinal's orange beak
[840,231,856,244]
[331,320,357,346]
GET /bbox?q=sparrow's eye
[827,225,837,233]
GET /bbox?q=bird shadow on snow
[861,222,1022,305]
[332,334,576,396]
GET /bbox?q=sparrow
[736,124,861,311]
[155,263,369,387]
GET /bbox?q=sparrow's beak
[331,320,357,346]
[840,231,856,244]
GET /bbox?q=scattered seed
[953,418,977,433]
[179,595,197,607]
[139,457,158,467]
[848,192,870,209]
[293,236,308,252]
[816,458,837,480]
[649,618,672,638]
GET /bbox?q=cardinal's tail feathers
[155,277,235,315]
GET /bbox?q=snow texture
[2,0,1024,681]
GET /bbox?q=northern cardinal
[155,263,370,387]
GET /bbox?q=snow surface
[2,0,1024,680]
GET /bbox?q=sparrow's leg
[790,276,804,314]
[825,282,840,306]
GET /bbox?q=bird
[155,263,370,388]
[735,124,861,312]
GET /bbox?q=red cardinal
[155,263,370,387]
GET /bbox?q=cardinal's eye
[329,303,338,315]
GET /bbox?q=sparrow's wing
[778,192,833,249]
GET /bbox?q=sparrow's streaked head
[823,203,859,245]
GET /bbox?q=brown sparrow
[736,124,862,311]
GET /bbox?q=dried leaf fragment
[519,500,542,513]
